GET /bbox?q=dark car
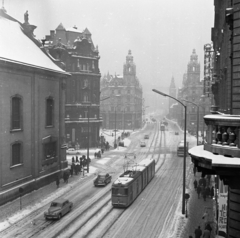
[94,173,112,186]
[144,134,149,139]
[44,198,73,220]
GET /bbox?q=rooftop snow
[0,15,67,74]
[189,145,240,168]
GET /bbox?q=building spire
[1,0,6,12]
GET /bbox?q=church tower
[169,76,176,109]
[187,49,200,85]
[123,50,136,84]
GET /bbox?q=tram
[111,158,155,207]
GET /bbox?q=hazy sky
[4,0,214,110]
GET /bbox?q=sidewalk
[180,167,217,238]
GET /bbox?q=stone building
[171,50,211,137]
[44,23,101,148]
[100,50,143,131]
[0,9,69,204]
[189,1,240,237]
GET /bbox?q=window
[12,142,22,166]
[44,141,56,159]
[83,79,88,88]
[92,60,95,69]
[83,93,89,102]
[11,96,22,130]
[46,97,54,126]
[84,110,88,118]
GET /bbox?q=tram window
[112,188,128,195]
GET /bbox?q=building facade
[0,9,69,205]
[44,24,101,148]
[170,50,211,137]
[189,1,240,237]
[100,50,143,131]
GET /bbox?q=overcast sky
[4,0,214,110]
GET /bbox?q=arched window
[46,97,54,127]
[11,95,22,130]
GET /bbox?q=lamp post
[86,96,111,173]
[182,99,199,146]
[152,89,187,215]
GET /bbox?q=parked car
[140,141,146,147]
[94,173,112,186]
[66,148,79,155]
[144,134,149,139]
[44,198,73,220]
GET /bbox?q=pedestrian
[207,174,211,185]
[194,226,202,238]
[101,147,104,154]
[205,223,212,235]
[202,177,207,188]
[56,176,60,188]
[72,156,75,163]
[210,186,214,199]
[202,210,209,227]
[193,166,196,176]
[194,179,198,191]
[197,185,201,198]
[202,187,207,201]
[206,186,210,198]
[202,227,211,238]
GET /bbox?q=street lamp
[152,89,187,215]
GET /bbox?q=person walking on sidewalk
[210,186,214,199]
[194,226,202,238]
[197,185,201,198]
[194,179,198,191]
[202,227,210,238]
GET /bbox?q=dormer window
[193,67,195,72]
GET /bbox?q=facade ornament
[24,10,29,24]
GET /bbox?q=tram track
[1,122,164,238]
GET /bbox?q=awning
[189,145,240,168]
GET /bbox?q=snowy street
[0,121,196,238]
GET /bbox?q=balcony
[204,114,240,158]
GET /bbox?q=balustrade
[204,114,240,157]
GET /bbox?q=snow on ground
[0,171,95,232]
[0,128,138,233]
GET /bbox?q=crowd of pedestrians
[187,166,216,238]
[55,154,91,187]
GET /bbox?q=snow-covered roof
[189,145,240,168]
[0,14,68,75]
[113,177,133,185]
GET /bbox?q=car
[44,198,73,220]
[177,140,189,156]
[140,141,146,147]
[66,148,80,155]
[94,173,112,186]
[175,132,179,135]
[144,135,149,139]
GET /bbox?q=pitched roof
[56,23,65,30]
[0,12,68,75]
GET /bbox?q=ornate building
[100,50,143,131]
[173,50,211,136]
[0,9,69,205]
[44,23,101,148]
[189,1,240,237]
